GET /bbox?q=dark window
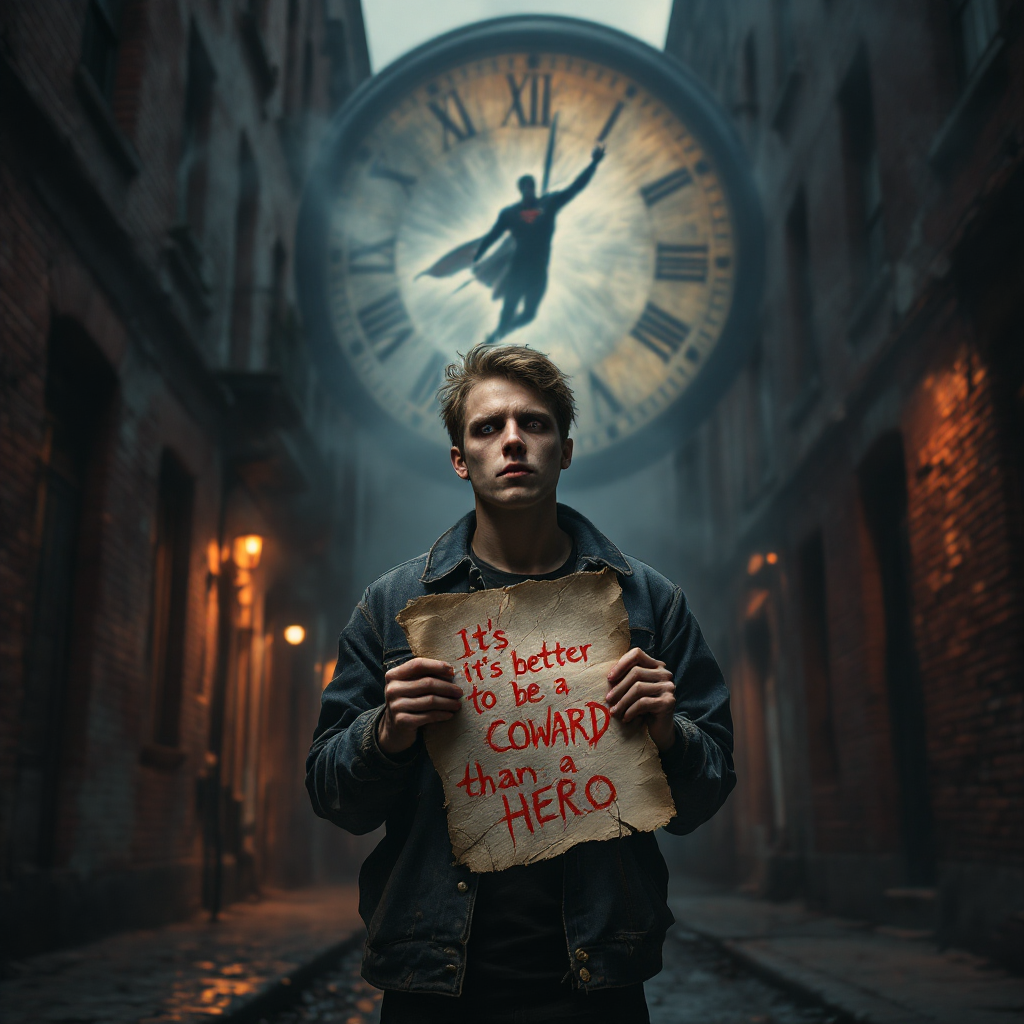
[798,531,839,784]
[955,0,1000,81]
[858,432,934,885]
[271,239,288,325]
[284,0,302,115]
[302,37,315,110]
[178,23,216,238]
[785,187,819,391]
[12,320,115,868]
[325,17,350,110]
[742,339,773,502]
[229,137,260,368]
[148,453,194,748]
[773,0,796,81]
[742,31,760,116]
[81,0,125,102]
[840,48,885,295]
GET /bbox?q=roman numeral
[428,89,477,149]
[597,100,626,141]
[349,237,396,275]
[655,243,708,282]
[369,160,417,197]
[640,167,694,206]
[503,73,552,127]
[630,302,691,363]
[357,291,413,360]
[410,352,448,406]
[589,372,622,422]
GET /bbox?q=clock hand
[541,112,558,195]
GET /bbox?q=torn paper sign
[396,569,676,872]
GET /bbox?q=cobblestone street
[261,928,838,1024]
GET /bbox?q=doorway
[859,432,935,885]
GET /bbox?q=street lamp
[284,625,306,645]
[233,534,263,569]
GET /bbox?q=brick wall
[665,0,1024,959]
[0,0,370,955]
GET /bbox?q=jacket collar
[420,502,632,584]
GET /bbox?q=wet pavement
[259,929,837,1024]
[1,886,362,1024]
[4,877,1020,1023]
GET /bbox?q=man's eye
[480,424,495,434]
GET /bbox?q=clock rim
[296,15,765,487]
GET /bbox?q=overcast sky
[362,0,674,72]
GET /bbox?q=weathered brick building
[663,0,1023,964]
[0,0,370,957]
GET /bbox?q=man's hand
[592,142,607,163]
[606,648,676,752]
[378,658,462,755]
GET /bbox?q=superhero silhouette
[418,124,606,343]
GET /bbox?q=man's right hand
[377,658,462,755]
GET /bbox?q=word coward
[396,570,675,872]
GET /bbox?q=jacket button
[575,948,588,962]
[444,947,458,956]
[445,963,458,973]
[579,967,591,983]
[457,881,469,892]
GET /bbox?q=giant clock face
[297,17,763,481]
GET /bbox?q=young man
[306,346,735,1024]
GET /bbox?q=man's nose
[501,420,526,454]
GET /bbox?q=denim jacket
[306,504,735,995]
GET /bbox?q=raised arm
[474,209,510,262]
[549,143,606,211]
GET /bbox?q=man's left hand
[592,142,607,162]
[605,648,676,752]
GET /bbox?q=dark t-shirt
[461,542,576,998]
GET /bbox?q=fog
[363,0,673,71]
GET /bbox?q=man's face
[451,377,572,509]
[519,176,537,201]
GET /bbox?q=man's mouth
[498,463,533,478]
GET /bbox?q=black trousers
[380,982,649,1024]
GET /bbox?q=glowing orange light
[284,625,306,645]
[766,552,778,565]
[233,534,263,569]
[747,553,764,575]
[206,540,221,576]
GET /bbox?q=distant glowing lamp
[284,625,306,646]
[747,553,765,576]
[766,552,778,565]
[233,534,263,569]
[206,540,221,576]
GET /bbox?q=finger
[386,677,464,700]
[389,694,463,715]
[386,658,455,682]
[610,680,674,716]
[391,710,457,730]
[621,695,677,724]
[606,647,664,685]
[606,667,671,706]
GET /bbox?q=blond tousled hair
[437,346,576,448]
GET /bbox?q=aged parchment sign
[396,570,676,872]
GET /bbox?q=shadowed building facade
[663,0,1022,966]
[0,0,371,957]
